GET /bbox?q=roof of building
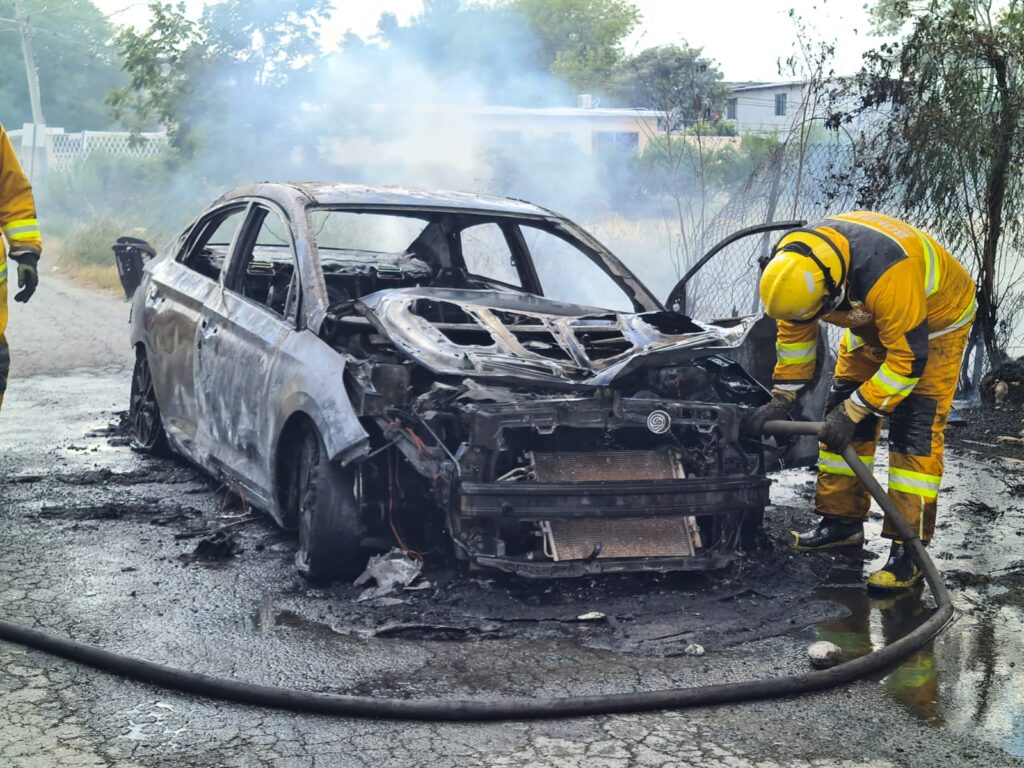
[728,80,806,93]
[464,105,663,119]
[344,102,663,120]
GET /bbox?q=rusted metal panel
[544,517,695,560]
[531,449,683,482]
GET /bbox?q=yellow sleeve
[0,126,42,255]
[852,261,929,415]
[772,319,819,397]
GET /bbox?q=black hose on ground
[0,420,953,721]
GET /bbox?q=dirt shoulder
[4,272,132,378]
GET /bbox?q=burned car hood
[356,287,758,386]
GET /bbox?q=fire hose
[0,420,953,721]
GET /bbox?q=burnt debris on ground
[980,359,1024,407]
[18,407,1024,664]
[25,413,866,657]
[948,398,1024,460]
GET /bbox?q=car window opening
[232,206,297,318]
[179,207,247,282]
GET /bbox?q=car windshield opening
[309,209,431,256]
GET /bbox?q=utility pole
[14,0,45,126]
[13,0,45,181]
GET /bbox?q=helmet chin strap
[767,227,848,324]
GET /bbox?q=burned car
[124,183,776,581]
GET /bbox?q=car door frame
[189,196,371,525]
[451,217,542,293]
[141,201,249,457]
[192,199,302,503]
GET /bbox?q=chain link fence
[680,139,1001,390]
[685,141,867,320]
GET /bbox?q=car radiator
[531,450,702,561]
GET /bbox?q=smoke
[40,3,715,302]
[169,5,643,222]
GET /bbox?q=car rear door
[144,204,247,452]
[193,201,300,501]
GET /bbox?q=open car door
[664,220,833,469]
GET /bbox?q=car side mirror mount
[113,236,158,300]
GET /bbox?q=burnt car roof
[221,182,556,218]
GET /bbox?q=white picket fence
[8,125,169,173]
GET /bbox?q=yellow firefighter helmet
[760,229,847,321]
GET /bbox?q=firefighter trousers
[815,323,972,541]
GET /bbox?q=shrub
[60,218,131,267]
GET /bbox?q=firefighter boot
[790,516,864,551]
[867,541,924,592]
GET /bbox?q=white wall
[728,84,809,136]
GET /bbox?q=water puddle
[813,585,1024,757]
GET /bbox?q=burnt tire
[129,351,169,455]
[287,423,365,583]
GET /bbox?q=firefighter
[0,124,42,411]
[743,211,976,591]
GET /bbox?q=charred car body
[124,183,775,581]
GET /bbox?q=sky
[92,0,883,82]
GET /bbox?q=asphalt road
[0,277,1022,767]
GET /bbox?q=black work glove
[741,393,795,438]
[10,250,39,303]
[819,403,857,452]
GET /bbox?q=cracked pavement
[0,278,1021,767]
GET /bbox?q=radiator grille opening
[541,517,701,560]
[531,449,702,560]
[530,448,684,482]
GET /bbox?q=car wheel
[289,423,365,583]
[130,351,169,455]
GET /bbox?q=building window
[774,93,787,117]
[593,131,640,154]
[726,98,737,120]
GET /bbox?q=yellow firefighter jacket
[0,124,42,266]
[772,211,976,416]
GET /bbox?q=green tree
[107,2,204,147]
[0,0,123,130]
[830,0,1024,361]
[611,45,728,277]
[201,0,331,86]
[109,0,330,155]
[608,44,727,124]
[510,0,640,92]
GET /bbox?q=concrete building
[726,81,812,136]
[465,103,664,156]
